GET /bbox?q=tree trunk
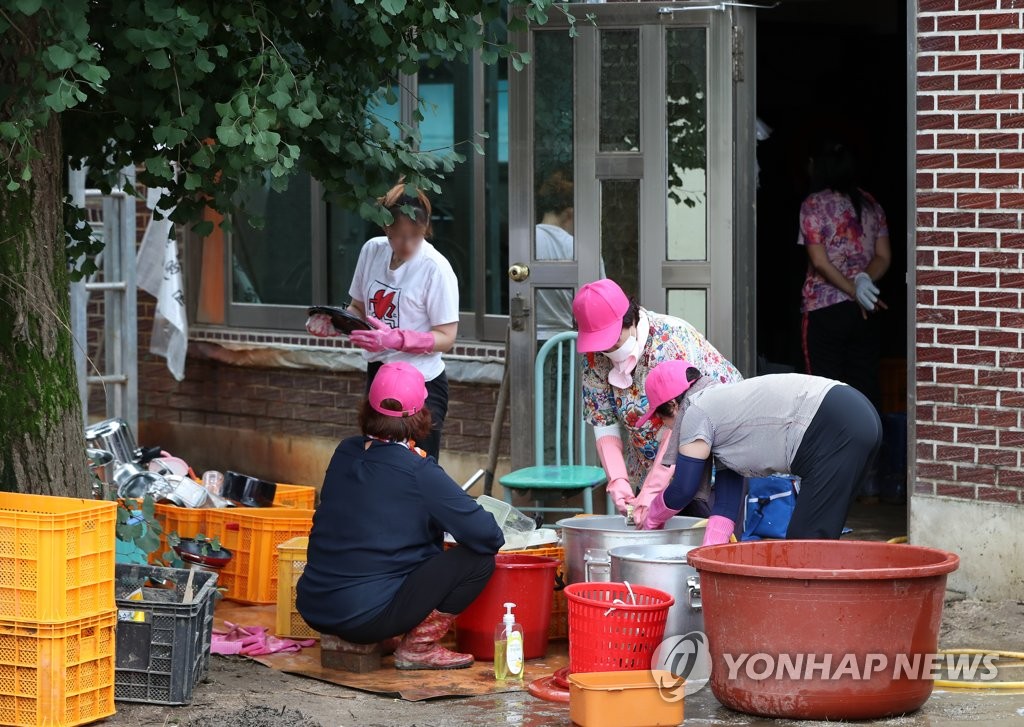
[0,24,89,497]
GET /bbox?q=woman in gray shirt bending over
[637,360,881,542]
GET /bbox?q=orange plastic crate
[275,537,318,640]
[0,492,116,622]
[152,503,210,562]
[501,544,567,640]
[207,508,314,604]
[273,484,317,510]
[0,611,117,727]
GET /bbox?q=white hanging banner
[136,187,188,381]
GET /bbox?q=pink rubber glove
[701,515,735,546]
[305,313,341,338]
[349,316,436,354]
[639,491,679,531]
[596,435,635,515]
[632,435,674,527]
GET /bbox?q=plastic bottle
[494,602,525,683]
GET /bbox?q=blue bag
[741,476,797,541]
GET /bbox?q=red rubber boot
[393,610,474,670]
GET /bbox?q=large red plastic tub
[687,540,959,720]
[456,553,559,661]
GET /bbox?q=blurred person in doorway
[799,139,891,411]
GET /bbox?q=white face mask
[605,335,637,364]
[604,332,640,388]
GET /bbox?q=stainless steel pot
[555,515,706,584]
[114,463,172,500]
[160,476,209,509]
[85,418,139,465]
[609,544,704,639]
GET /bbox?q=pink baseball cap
[368,362,428,418]
[636,359,699,428]
[572,279,629,353]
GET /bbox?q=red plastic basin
[456,553,559,661]
[687,540,959,720]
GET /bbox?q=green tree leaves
[1,0,574,252]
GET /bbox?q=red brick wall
[915,0,1024,504]
[136,353,510,457]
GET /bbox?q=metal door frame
[508,3,755,468]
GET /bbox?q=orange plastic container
[275,537,318,640]
[0,492,116,622]
[0,611,117,727]
[153,503,210,561]
[687,540,960,720]
[207,508,314,603]
[568,671,684,727]
[273,484,317,509]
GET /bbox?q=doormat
[214,601,569,701]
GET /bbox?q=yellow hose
[887,536,908,544]
[934,649,1024,690]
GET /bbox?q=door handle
[508,263,530,282]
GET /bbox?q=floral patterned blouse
[581,310,742,483]
[798,189,889,313]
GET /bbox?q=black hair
[622,296,641,329]
[809,138,864,223]
[653,366,702,419]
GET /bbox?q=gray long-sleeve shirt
[667,374,842,477]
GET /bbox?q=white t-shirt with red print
[348,236,459,381]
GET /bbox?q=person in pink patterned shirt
[574,279,742,522]
[798,140,891,411]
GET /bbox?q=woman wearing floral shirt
[799,139,891,410]
[573,279,742,521]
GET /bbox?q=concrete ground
[109,502,1024,727]
[105,631,1024,727]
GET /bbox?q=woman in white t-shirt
[307,183,459,460]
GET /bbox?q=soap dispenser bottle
[494,601,525,683]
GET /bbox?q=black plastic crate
[113,564,218,705]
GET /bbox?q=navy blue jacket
[296,436,504,631]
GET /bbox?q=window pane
[369,87,401,139]
[485,19,510,315]
[327,207,379,306]
[534,31,574,266]
[537,317,579,467]
[600,30,640,153]
[667,289,707,337]
[420,61,475,314]
[536,287,575,341]
[327,88,401,306]
[600,179,640,297]
[231,173,312,305]
[666,27,708,261]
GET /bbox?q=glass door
[507,4,755,468]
